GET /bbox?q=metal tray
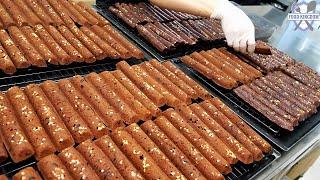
[168,61,281,180]
[94,3,226,61]
[0,59,280,180]
[227,149,280,180]
[95,1,275,61]
[0,150,280,180]
[0,58,148,92]
[0,26,153,91]
[172,59,320,151]
[0,157,37,178]
[0,17,152,90]
[0,58,143,178]
[0,140,280,180]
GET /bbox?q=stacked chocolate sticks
[109,2,224,52]
[234,71,320,131]
[241,41,295,72]
[181,47,262,89]
[180,41,320,131]
[109,2,202,27]
[137,19,224,52]
[282,62,320,90]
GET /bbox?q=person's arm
[149,0,255,54]
[149,0,214,17]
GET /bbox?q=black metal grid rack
[0,139,280,180]
[172,59,320,151]
[0,58,146,92]
[0,58,280,180]
[226,150,279,180]
[0,16,155,90]
[0,152,280,180]
[0,157,37,178]
[94,2,226,61]
[163,62,281,179]
[0,58,141,177]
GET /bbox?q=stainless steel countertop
[255,125,320,179]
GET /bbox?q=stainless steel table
[255,126,320,179]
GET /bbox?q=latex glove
[210,0,255,54]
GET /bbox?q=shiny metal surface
[255,125,320,179]
[269,0,320,73]
[255,126,320,179]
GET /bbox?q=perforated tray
[172,59,320,151]
[0,58,148,92]
[0,139,279,180]
[0,59,279,180]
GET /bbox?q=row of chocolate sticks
[0,60,210,163]
[0,24,143,75]
[0,0,109,28]
[0,98,271,180]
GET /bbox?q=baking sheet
[172,59,320,151]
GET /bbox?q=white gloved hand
[210,0,255,53]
